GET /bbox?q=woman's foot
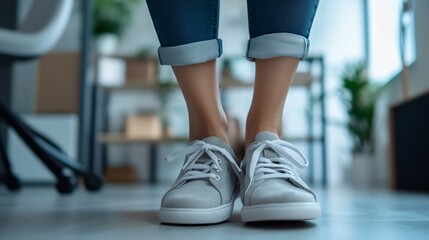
[159,137,242,225]
[240,131,321,222]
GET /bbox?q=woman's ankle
[245,115,282,148]
[189,117,229,144]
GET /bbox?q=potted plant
[340,62,382,186]
[222,58,233,81]
[93,0,140,54]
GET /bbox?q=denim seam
[247,2,253,38]
[302,38,309,60]
[158,47,163,65]
[217,38,223,57]
[246,32,309,61]
[159,52,219,66]
[157,39,221,66]
[213,0,219,39]
[246,39,251,61]
[173,54,219,66]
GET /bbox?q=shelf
[93,56,327,185]
[99,133,320,144]
[285,136,321,142]
[99,133,189,144]
[101,72,314,92]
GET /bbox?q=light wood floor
[1,183,429,240]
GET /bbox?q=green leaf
[339,62,383,154]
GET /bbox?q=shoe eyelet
[214,175,220,180]
[217,159,221,163]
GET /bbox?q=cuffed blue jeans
[146,0,319,66]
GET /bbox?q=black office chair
[0,0,102,193]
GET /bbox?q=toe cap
[249,179,316,205]
[162,185,221,208]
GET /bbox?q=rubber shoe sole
[159,202,234,225]
[241,202,321,222]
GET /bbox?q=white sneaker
[159,137,242,224]
[240,131,321,222]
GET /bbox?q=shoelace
[166,141,242,185]
[245,139,309,195]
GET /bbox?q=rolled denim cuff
[158,38,223,66]
[246,33,309,61]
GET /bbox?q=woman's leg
[240,0,321,222]
[245,0,319,147]
[245,57,299,147]
[146,0,241,225]
[173,61,228,142]
[146,0,227,143]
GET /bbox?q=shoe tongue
[199,136,234,159]
[181,137,230,186]
[263,149,279,158]
[195,153,211,164]
[185,153,213,185]
[201,136,229,149]
[255,131,280,142]
[193,136,229,165]
[255,132,280,158]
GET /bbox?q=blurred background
[1,0,428,192]
[1,0,429,239]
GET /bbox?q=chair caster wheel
[5,174,21,191]
[56,175,78,194]
[84,174,103,191]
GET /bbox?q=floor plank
[1,184,429,240]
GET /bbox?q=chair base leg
[56,172,78,194]
[84,174,103,191]
[4,174,21,191]
[0,137,21,191]
[0,103,103,194]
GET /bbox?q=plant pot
[349,151,375,188]
[96,33,119,55]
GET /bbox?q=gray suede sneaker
[240,131,321,222]
[159,137,242,224]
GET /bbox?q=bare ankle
[245,114,282,148]
[189,116,229,143]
